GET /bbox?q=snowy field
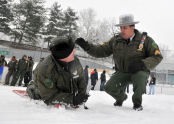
[0,84,174,124]
[1,60,174,124]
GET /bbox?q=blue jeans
[149,85,155,95]
[100,81,105,91]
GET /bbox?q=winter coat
[17,58,28,72]
[100,72,106,82]
[7,60,18,71]
[33,55,87,105]
[149,77,156,85]
[0,59,7,67]
[84,68,89,83]
[86,29,163,72]
[90,70,98,85]
[26,60,34,72]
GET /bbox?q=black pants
[24,71,32,87]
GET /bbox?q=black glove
[128,61,146,73]
[73,93,89,106]
[75,37,90,51]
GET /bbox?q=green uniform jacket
[26,60,34,72]
[0,59,7,66]
[7,60,18,71]
[86,29,163,72]
[17,58,28,72]
[33,55,87,105]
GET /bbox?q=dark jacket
[17,57,28,72]
[86,29,163,72]
[100,72,106,82]
[90,70,98,85]
[149,77,156,85]
[84,67,89,83]
[7,60,18,71]
[0,58,7,67]
[27,59,34,72]
[33,55,87,105]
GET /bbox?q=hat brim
[115,21,139,26]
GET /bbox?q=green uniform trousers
[5,70,14,85]
[104,71,149,106]
[11,70,26,86]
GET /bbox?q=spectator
[24,56,34,87]
[148,74,156,95]
[11,55,28,86]
[90,69,98,90]
[5,56,17,85]
[100,70,106,91]
[84,65,89,85]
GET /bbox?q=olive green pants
[104,71,149,106]
[11,70,26,86]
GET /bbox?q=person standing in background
[5,56,17,85]
[148,74,156,95]
[90,68,98,90]
[100,70,106,91]
[84,65,89,85]
[24,56,34,87]
[11,55,28,86]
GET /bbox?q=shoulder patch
[100,41,108,46]
[154,50,161,55]
[45,79,53,88]
[152,41,158,49]
[100,42,105,46]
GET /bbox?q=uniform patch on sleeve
[45,79,53,88]
[152,41,158,49]
[154,50,161,55]
[100,42,105,46]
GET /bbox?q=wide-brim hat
[115,14,139,26]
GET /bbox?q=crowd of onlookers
[0,54,44,87]
[83,65,106,91]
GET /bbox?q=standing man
[11,55,28,86]
[24,56,34,87]
[75,14,163,110]
[148,74,156,95]
[0,55,7,66]
[5,56,17,85]
[0,55,7,80]
[84,65,89,85]
[100,70,106,91]
[90,69,98,90]
[27,37,88,107]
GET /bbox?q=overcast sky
[44,0,174,51]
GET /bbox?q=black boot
[133,104,143,111]
[114,95,127,107]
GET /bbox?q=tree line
[0,0,118,47]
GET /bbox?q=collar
[130,33,135,41]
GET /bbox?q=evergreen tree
[10,0,46,45]
[45,2,65,45]
[63,7,78,38]
[0,0,13,34]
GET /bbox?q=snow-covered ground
[0,85,174,124]
[1,59,174,124]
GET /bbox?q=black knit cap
[49,37,74,59]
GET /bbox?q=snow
[0,84,174,124]
[1,60,174,124]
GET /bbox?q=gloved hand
[128,61,146,73]
[73,93,89,106]
[75,37,90,51]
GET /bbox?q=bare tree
[159,43,171,61]
[77,8,97,42]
